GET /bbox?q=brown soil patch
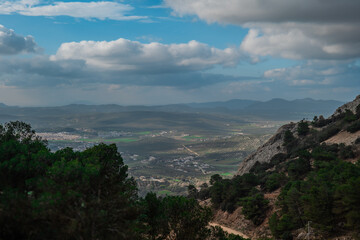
[209,222,249,238]
[325,130,360,145]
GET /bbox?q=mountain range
[0,98,343,121]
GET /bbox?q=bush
[240,193,269,225]
[347,120,360,133]
[269,213,294,240]
[313,115,330,128]
[312,147,338,162]
[343,110,357,123]
[318,125,341,142]
[250,161,271,174]
[265,173,287,192]
[198,183,211,200]
[356,104,360,117]
[270,153,288,166]
[210,174,223,185]
[283,130,298,153]
[297,120,309,136]
[339,144,355,159]
[287,157,311,179]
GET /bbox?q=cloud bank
[0,0,144,20]
[52,39,242,73]
[0,24,38,54]
[264,60,360,88]
[0,32,247,88]
[165,0,360,60]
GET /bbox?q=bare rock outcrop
[332,95,360,117]
[237,122,297,175]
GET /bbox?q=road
[183,145,200,156]
[209,222,249,239]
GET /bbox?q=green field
[79,138,139,143]
[157,190,173,196]
[136,131,151,135]
[182,135,205,141]
[220,172,233,177]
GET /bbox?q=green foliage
[312,115,318,124]
[269,213,294,240]
[210,174,223,185]
[312,115,329,127]
[0,136,140,240]
[317,124,341,142]
[197,183,211,200]
[343,109,357,123]
[270,153,288,166]
[284,130,295,144]
[339,143,355,159]
[0,121,218,240]
[347,120,360,133]
[240,193,269,225]
[265,172,287,192]
[283,130,296,149]
[334,177,360,229]
[188,184,198,199]
[312,145,338,162]
[250,153,287,176]
[141,193,212,240]
[297,120,310,136]
[209,174,258,213]
[275,153,360,237]
[283,130,299,153]
[164,196,212,240]
[286,157,311,180]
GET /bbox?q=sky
[0,0,359,106]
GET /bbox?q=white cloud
[0,24,38,54]
[165,0,360,25]
[165,0,360,60]
[240,23,360,60]
[264,60,360,87]
[51,38,242,73]
[0,1,145,20]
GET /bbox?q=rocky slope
[208,95,360,239]
[237,95,360,176]
[332,95,360,117]
[237,122,297,175]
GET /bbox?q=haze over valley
[0,98,342,195]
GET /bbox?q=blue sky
[0,0,359,106]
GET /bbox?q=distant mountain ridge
[241,98,343,119]
[185,99,259,110]
[0,98,344,128]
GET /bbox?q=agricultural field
[42,121,282,196]
[0,100,330,196]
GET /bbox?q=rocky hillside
[193,95,360,240]
[237,123,296,175]
[238,95,360,176]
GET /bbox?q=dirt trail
[209,222,249,239]
[182,145,200,156]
